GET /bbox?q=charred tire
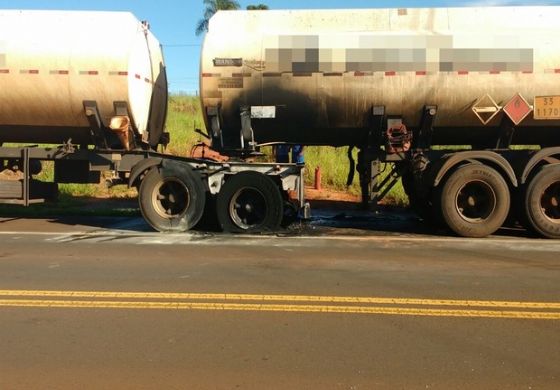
[282,200,299,228]
[438,163,510,238]
[217,171,283,233]
[139,164,205,232]
[523,165,560,239]
[195,193,220,232]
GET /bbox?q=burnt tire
[281,200,299,228]
[139,163,205,232]
[523,165,560,239]
[438,163,510,238]
[217,171,283,233]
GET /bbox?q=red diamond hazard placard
[503,93,533,125]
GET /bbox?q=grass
[165,94,206,155]
[2,94,409,216]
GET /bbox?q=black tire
[195,193,220,232]
[217,171,283,233]
[138,163,205,232]
[281,200,299,228]
[403,172,440,225]
[523,165,560,239]
[438,163,510,238]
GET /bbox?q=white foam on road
[0,229,557,252]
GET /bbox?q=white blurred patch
[251,106,276,119]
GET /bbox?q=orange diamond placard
[503,93,533,125]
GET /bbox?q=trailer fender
[128,158,163,188]
[520,147,560,185]
[433,151,518,188]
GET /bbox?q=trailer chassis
[0,144,308,233]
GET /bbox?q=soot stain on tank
[227,84,316,143]
[226,83,369,146]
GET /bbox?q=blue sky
[0,0,556,94]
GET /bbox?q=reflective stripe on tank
[203,69,560,78]
[1,69,153,81]
[4,68,560,80]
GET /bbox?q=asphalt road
[0,214,558,389]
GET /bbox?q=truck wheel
[217,171,283,233]
[523,165,560,238]
[438,163,510,238]
[139,164,205,232]
[281,200,299,228]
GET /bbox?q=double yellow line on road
[0,289,559,320]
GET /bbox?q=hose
[346,146,356,187]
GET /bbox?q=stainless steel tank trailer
[0,10,305,233]
[200,6,560,238]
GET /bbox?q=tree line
[196,0,269,35]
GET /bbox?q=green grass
[165,94,206,155]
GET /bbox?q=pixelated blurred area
[264,35,533,74]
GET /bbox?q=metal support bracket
[240,106,255,152]
[415,105,437,150]
[83,101,108,149]
[371,162,403,205]
[370,105,386,148]
[113,101,130,117]
[357,106,386,209]
[206,106,224,151]
[22,147,29,207]
[496,115,516,149]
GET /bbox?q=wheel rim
[229,187,267,230]
[540,181,560,222]
[151,178,190,219]
[455,180,497,223]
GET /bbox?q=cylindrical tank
[0,10,168,148]
[201,7,560,147]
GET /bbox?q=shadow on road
[0,198,534,239]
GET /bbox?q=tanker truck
[200,6,560,238]
[1,8,560,239]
